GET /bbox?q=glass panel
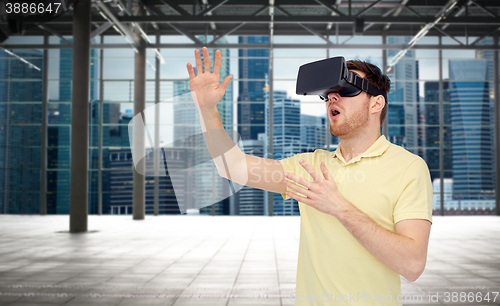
[0,103,42,124]
[0,191,40,214]
[1,39,497,217]
[0,146,41,169]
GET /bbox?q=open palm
[186,47,233,110]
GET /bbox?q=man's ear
[370,95,385,115]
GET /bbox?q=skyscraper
[301,114,329,151]
[265,91,312,216]
[449,59,494,200]
[387,36,419,152]
[173,40,233,215]
[423,80,451,181]
[103,121,184,216]
[47,39,98,214]
[238,36,269,141]
[0,49,43,214]
[238,136,265,215]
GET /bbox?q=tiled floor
[0,215,499,306]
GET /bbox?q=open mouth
[331,109,340,117]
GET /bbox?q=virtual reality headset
[296,56,388,103]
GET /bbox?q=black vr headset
[296,56,388,103]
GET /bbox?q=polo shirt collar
[333,135,391,165]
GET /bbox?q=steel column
[98,36,104,215]
[154,33,160,216]
[133,5,146,220]
[40,34,48,215]
[69,0,91,232]
[268,1,274,216]
[382,35,388,137]
[439,36,444,216]
[326,43,330,151]
[494,35,500,216]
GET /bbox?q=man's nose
[328,92,340,102]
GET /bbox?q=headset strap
[347,72,388,104]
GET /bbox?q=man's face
[326,69,371,138]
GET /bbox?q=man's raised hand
[186,47,233,110]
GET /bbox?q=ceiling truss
[1,0,500,48]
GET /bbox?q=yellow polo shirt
[279,135,433,305]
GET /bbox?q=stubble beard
[329,101,370,138]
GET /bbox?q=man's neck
[339,130,382,163]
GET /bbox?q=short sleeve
[278,153,301,200]
[393,157,433,224]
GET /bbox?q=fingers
[285,172,312,189]
[285,190,313,205]
[284,179,313,198]
[194,49,203,75]
[202,46,211,73]
[213,49,221,77]
[320,162,331,181]
[221,75,233,91]
[299,159,320,182]
[186,62,196,79]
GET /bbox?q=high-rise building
[238,36,269,140]
[0,49,43,214]
[449,59,494,200]
[423,80,452,181]
[103,144,185,215]
[173,40,233,215]
[301,114,329,151]
[47,39,99,214]
[262,89,331,216]
[265,91,305,216]
[387,36,419,152]
[475,37,497,202]
[238,136,265,215]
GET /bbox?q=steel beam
[211,6,268,43]
[38,25,72,45]
[90,22,113,40]
[212,23,246,43]
[470,0,498,18]
[298,23,330,43]
[166,23,204,45]
[8,42,500,50]
[470,26,500,45]
[198,0,229,16]
[433,26,464,45]
[388,0,459,70]
[383,0,408,31]
[10,15,500,25]
[158,0,190,16]
[355,0,383,17]
[112,15,500,25]
[314,0,345,16]
[96,2,141,47]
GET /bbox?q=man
[186,47,432,305]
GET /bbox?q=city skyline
[0,35,495,215]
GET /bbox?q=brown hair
[346,60,390,128]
